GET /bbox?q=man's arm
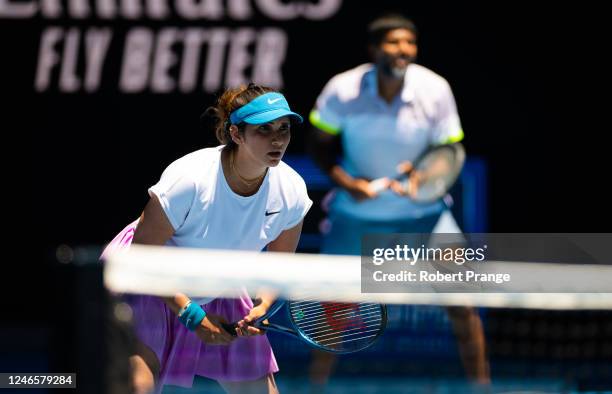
[307,127,386,201]
[306,126,341,174]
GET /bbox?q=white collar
[364,64,415,103]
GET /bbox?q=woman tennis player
[102,83,312,393]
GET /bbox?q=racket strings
[306,324,384,343]
[291,304,381,323]
[305,326,384,349]
[321,333,382,348]
[407,144,464,202]
[294,309,383,332]
[289,302,385,350]
[298,315,384,337]
[290,302,381,326]
[291,301,377,314]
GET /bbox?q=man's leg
[429,210,490,384]
[446,306,490,384]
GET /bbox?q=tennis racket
[370,143,466,203]
[223,300,387,354]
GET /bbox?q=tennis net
[100,244,612,393]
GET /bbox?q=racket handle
[258,322,297,336]
[369,178,388,193]
[370,173,409,193]
[221,322,238,337]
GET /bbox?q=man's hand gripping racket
[370,143,466,203]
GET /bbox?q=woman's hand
[235,301,271,337]
[194,314,235,345]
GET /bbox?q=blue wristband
[177,302,207,331]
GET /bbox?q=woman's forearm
[254,292,277,310]
[162,293,191,315]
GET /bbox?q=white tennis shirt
[149,146,312,251]
[311,63,464,220]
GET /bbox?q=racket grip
[221,322,238,337]
[369,178,388,193]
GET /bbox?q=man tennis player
[308,13,489,386]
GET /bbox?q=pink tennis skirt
[101,220,279,389]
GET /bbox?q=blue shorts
[321,210,460,256]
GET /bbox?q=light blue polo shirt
[310,63,464,221]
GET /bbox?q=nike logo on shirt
[265,210,281,216]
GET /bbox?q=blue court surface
[163,377,610,394]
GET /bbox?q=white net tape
[104,245,612,310]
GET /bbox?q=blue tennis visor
[229,92,303,125]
